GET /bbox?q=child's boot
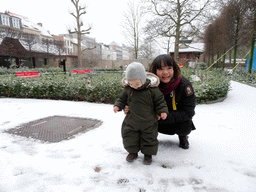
[126,153,138,162]
[143,155,152,165]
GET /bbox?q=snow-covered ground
[0,81,256,192]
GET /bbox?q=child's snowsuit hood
[122,72,160,88]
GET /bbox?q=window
[12,18,20,28]
[1,15,10,26]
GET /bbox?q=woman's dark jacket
[159,76,196,130]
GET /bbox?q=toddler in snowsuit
[113,62,168,165]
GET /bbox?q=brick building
[169,40,205,66]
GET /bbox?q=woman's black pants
[157,120,193,136]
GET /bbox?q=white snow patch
[0,81,256,192]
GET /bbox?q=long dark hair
[149,54,181,83]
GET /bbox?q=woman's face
[156,62,174,83]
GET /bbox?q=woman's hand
[161,112,167,120]
[124,105,130,115]
[158,112,167,120]
[113,106,119,113]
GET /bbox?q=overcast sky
[1,0,130,45]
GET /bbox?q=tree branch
[82,46,96,52]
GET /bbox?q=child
[113,62,168,165]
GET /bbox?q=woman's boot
[178,135,189,149]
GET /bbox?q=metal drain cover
[5,116,102,143]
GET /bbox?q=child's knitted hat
[126,62,147,84]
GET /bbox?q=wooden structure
[169,40,205,66]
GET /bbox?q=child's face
[128,79,142,89]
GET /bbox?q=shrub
[182,68,231,104]
[231,69,256,87]
[0,68,231,104]
[0,72,124,104]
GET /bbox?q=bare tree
[0,25,22,39]
[69,0,92,67]
[210,17,228,68]
[144,17,174,54]
[204,23,216,66]
[42,38,53,65]
[82,49,101,67]
[228,0,248,68]
[20,32,38,68]
[21,33,37,52]
[144,0,211,61]
[218,6,235,69]
[122,0,145,59]
[215,0,248,68]
[204,0,253,70]
[42,38,53,55]
[140,36,158,60]
[0,27,23,67]
[54,38,65,56]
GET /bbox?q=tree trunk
[233,17,240,69]
[207,56,210,67]
[134,23,138,60]
[174,2,181,62]
[174,27,180,62]
[233,40,238,69]
[216,52,220,69]
[167,38,170,54]
[211,53,214,68]
[77,6,82,68]
[222,50,226,70]
[229,51,232,65]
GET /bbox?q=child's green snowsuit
[114,74,168,155]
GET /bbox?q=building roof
[0,37,66,56]
[6,11,52,38]
[0,11,65,56]
[169,42,204,53]
[19,39,66,55]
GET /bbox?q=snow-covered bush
[0,72,124,104]
[190,75,201,82]
[231,69,256,87]
[182,68,231,104]
[0,68,232,104]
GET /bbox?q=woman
[149,54,196,149]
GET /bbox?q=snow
[0,81,256,192]
[169,43,204,53]
[1,11,66,56]
[191,75,201,82]
[19,40,66,55]
[6,11,52,38]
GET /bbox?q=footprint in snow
[117,178,129,184]
[228,160,256,178]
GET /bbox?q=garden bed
[0,67,231,105]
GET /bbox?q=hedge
[231,69,256,87]
[182,68,231,104]
[0,67,231,104]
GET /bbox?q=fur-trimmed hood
[122,72,160,87]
